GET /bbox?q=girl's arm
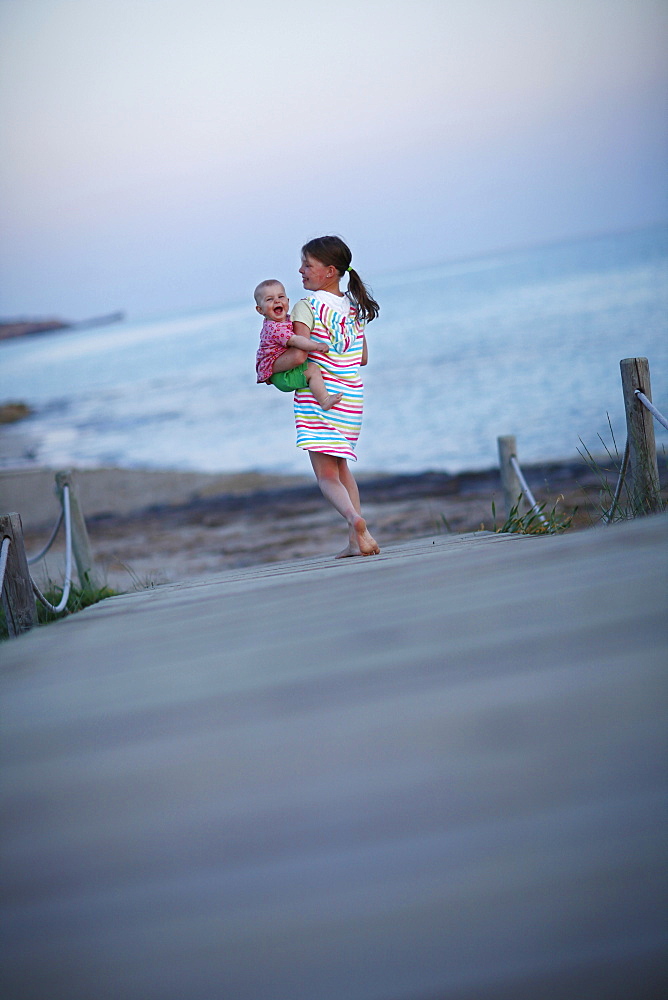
[288,324,329,354]
[361,336,368,366]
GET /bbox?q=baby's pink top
[256,318,293,383]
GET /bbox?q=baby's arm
[287,332,329,354]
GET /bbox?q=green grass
[1,579,118,640]
[491,495,576,536]
[577,414,666,524]
[484,412,665,538]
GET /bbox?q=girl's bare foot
[335,541,362,558]
[352,514,380,556]
[321,392,344,411]
[335,517,379,558]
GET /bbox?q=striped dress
[292,292,366,461]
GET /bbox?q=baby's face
[256,283,289,322]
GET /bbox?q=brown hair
[301,236,380,322]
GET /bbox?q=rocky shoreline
[0,311,124,341]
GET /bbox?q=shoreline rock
[0,401,33,424]
[0,311,124,341]
[0,319,70,340]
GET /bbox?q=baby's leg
[305,363,343,411]
[272,348,307,374]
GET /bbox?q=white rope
[509,455,549,527]
[635,390,668,432]
[31,484,73,614]
[27,508,64,564]
[0,536,10,595]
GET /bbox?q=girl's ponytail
[301,236,380,323]
[346,267,380,323]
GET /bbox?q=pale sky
[1,0,666,319]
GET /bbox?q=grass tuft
[1,580,118,640]
[577,413,666,523]
[491,495,576,536]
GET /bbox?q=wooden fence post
[619,358,661,514]
[55,470,103,591]
[1,513,37,636]
[497,435,527,517]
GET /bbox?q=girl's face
[299,254,337,291]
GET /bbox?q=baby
[254,279,343,410]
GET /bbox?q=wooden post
[619,358,660,514]
[497,435,527,517]
[1,513,37,636]
[55,470,103,591]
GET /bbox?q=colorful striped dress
[291,292,366,461]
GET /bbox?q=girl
[291,235,380,557]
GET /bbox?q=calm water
[1,225,667,475]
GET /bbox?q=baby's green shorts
[270,361,309,392]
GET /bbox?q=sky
[1,0,667,320]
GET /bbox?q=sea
[1,225,667,477]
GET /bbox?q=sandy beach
[4,455,656,593]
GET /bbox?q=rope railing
[508,454,549,527]
[635,390,668,432]
[2,472,101,635]
[497,361,663,533]
[30,484,73,614]
[27,508,64,564]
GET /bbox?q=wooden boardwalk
[2,517,667,999]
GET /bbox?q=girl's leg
[337,458,380,556]
[309,452,380,556]
[304,363,343,411]
[338,458,361,514]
